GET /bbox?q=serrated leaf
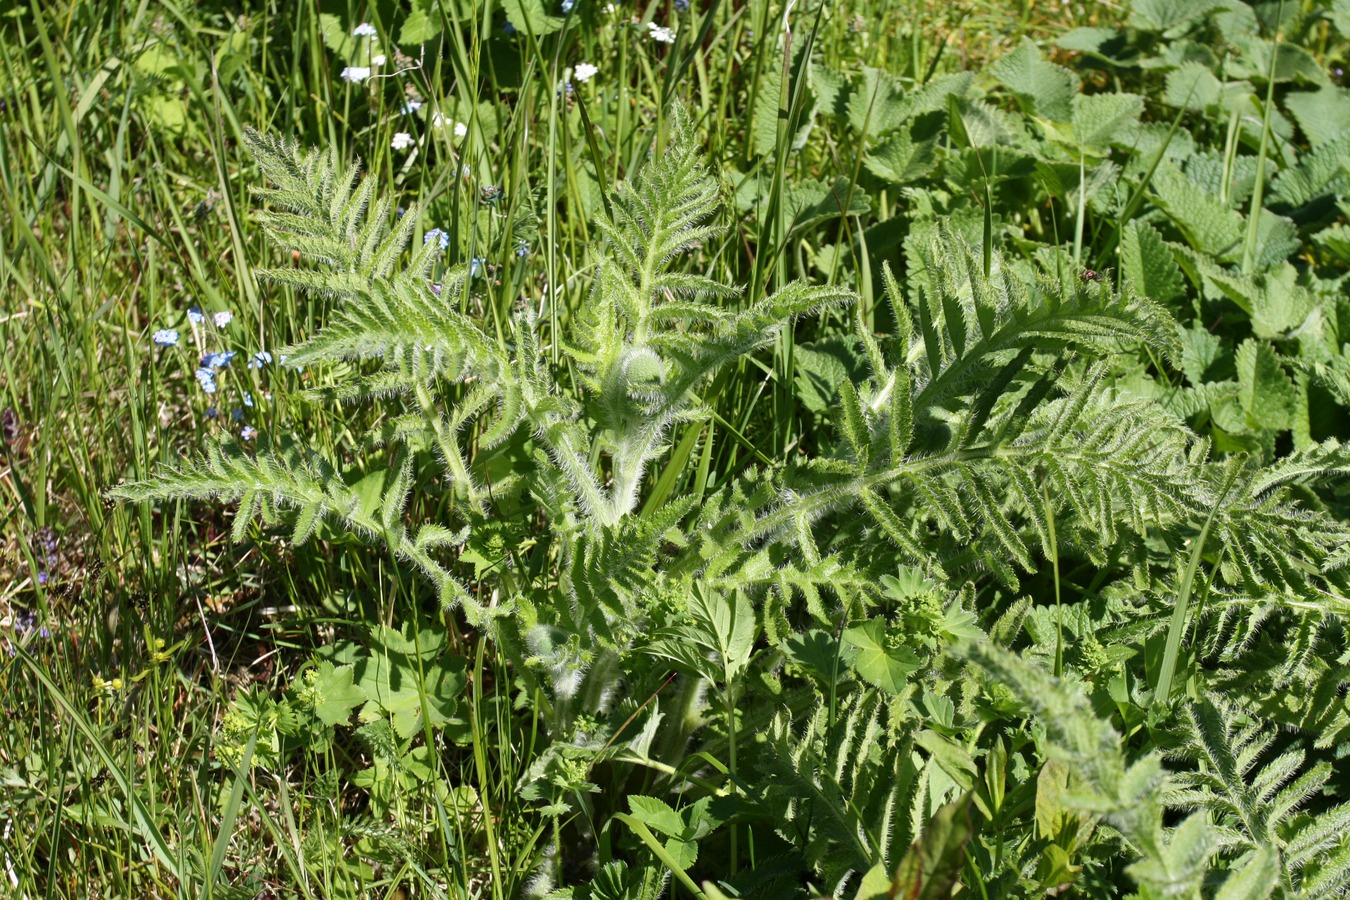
[355,624,465,739]
[842,618,921,693]
[1130,0,1225,32]
[863,129,937,185]
[399,0,443,44]
[1071,92,1144,149]
[1121,219,1185,306]
[318,13,355,60]
[1236,339,1297,432]
[783,177,871,235]
[1165,61,1223,110]
[990,39,1076,121]
[1283,85,1350,146]
[1151,164,1244,258]
[752,49,814,157]
[501,0,563,36]
[847,67,909,139]
[628,795,686,839]
[309,662,367,726]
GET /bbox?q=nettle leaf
[1179,324,1226,383]
[847,66,909,139]
[1236,339,1297,432]
[308,662,367,727]
[1129,0,1226,33]
[842,618,921,693]
[794,336,866,414]
[1165,61,1224,110]
[752,48,815,157]
[990,39,1076,121]
[1283,85,1350,146]
[1151,164,1244,259]
[1121,220,1185,306]
[1070,92,1144,150]
[783,177,872,235]
[1207,264,1313,339]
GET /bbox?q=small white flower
[391,132,415,150]
[340,66,372,83]
[646,23,676,43]
[574,62,598,82]
[213,311,233,328]
[431,111,448,128]
[604,2,616,11]
[371,54,387,66]
[454,121,468,138]
[352,22,377,37]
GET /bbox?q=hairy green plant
[109,93,1350,898]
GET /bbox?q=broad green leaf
[1150,164,1244,259]
[864,129,937,185]
[853,863,892,900]
[842,618,921,693]
[1071,92,1143,149]
[990,39,1076,121]
[1283,86,1350,146]
[318,13,355,59]
[1129,0,1225,32]
[501,0,564,36]
[915,729,978,792]
[1236,339,1297,432]
[783,177,872,235]
[751,49,815,157]
[846,67,909,139]
[794,337,865,414]
[309,662,367,727]
[355,624,465,739]
[891,794,977,900]
[1179,324,1225,383]
[1165,62,1223,110]
[400,0,443,44]
[628,795,686,838]
[1121,219,1185,306]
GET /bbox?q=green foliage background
[3,0,1350,897]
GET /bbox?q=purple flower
[153,329,179,346]
[241,426,257,440]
